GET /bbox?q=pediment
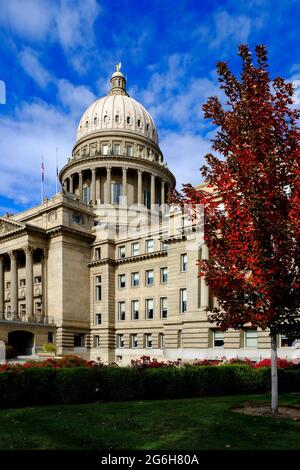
[0,217,25,236]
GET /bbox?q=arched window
[137,119,141,127]
[85,121,89,129]
[115,115,119,123]
[127,116,131,124]
[104,115,108,123]
[146,123,149,131]
[94,117,98,125]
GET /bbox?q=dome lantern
[109,62,128,96]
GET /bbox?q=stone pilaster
[8,251,18,318]
[0,256,4,318]
[24,246,34,317]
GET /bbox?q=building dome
[76,66,158,145]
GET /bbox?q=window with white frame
[20,304,26,315]
[126,145,133,157]
[213,330,224,348]
[132,242,140,256]
[19,279,26,287]
[83,186,90,204]
[181,253,187,272]
[146,299,154,319]
[145,333,152,348]
[95,247,101,260]
[95,313,102,325]
[161,241,168,251]
[6,282,10,289]
[117,334,124,348]
[94,335,100,348]
[245,329,257,348]
[118,274,126,288]
[146,269,154,286]
[180,288,187,313]
[131,334,138,348]
[146,239,154,253]
[160,297,168,319]
[34,276,42,284]
[74,334,85,347]
[159,333,164,348]
[160,267,168,284]
[118,301,126,321]
[102,144,109,155]
[132,272,139,287]
[111,183,122,204]
[95,275,102,301]
[131,300,139,320]
[118,245,126,258]
[114,143,121,155]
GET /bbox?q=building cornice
[88,249,168,267]
[46,225,96,242]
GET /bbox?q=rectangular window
[35,302,42,314]
[95,313,102,325]
[131,300,139,320]
[146,298,154,319]
[34,276,42,284]
[160,267,168,284]
[213,330,224,348]
[144,189,151,209]
[181,253,187,272]
[118,274,126,288]
[280,335,295,347]
[245,329,258,348]
[178,330,182,347]
[132,272,139,287]
[131,242,140,256]
[159,333,164,348]
[94,335,100,348]
[74,334,85,347]
[118,302,126,321]
[95,247,101,260]
[146,239,154,253]
[180,288,187,313]
[127,145,133,157]
[118,245,126,258]
[131,334,138,348]
[111,183,122,204]
[19,279,26,287]
[83,186,90,204]
[102,144,109,155]
[161,241,168,252]
[20,304,26,315]
[114,143,121,155]
[146,269,154,286]
[145,333,152,348]
[6,281,10,289]
[160,297,168,319]
[117,334,124,348]
[95,275,102,301]
[48,332,54,343]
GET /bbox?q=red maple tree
[174,45,300,412]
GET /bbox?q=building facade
[0,67,299,363]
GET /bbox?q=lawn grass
[0,393,299,450]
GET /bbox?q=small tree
[175,45,300,413]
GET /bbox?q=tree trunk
[270,332,278,414]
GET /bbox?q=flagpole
[41,156,45,203]
[56,147,58,194]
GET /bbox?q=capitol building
[0,67,298,363]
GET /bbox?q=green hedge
[0,365,299,408]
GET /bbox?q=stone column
[63,179,68,192]
[106,167,111,204]
[122,167,128,199]
[69,174,74,194]
[91,168,96,204]
[137,170,143,205]
[151,174,156,206]
[78,171,83,199]
[42,249,48,322]
[9,251,18,318]
[24,246,34,318]
[0,256,4,318]
[200,243,210,308]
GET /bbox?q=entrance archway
[8,331,34,356]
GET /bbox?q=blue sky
[0,0,299,214]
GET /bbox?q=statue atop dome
[116,62,122,72]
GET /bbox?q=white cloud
[210,10,251,49]
[19,48,53,88]
[160,132,212,188]
[57,79,97,116]
[0,100,75,207]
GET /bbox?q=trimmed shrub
[0,364,299,408]
[42,343,57,353]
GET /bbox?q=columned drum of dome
[59,66,176,208]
